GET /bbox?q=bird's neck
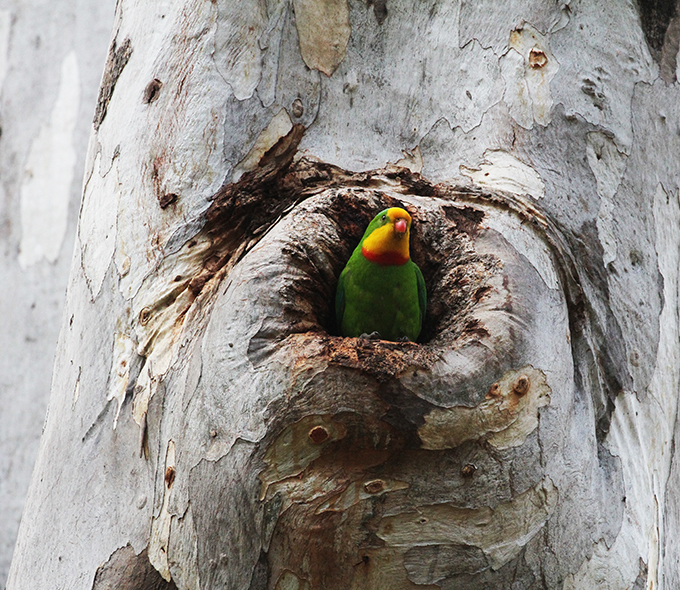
[361,225,410,265]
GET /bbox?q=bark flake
[93,37,133,131]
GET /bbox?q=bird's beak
[394,218,408,235]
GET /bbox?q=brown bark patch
[92,545,177,590]
[528,48,548,69]
[319,334,436,381]
[158,193,178,209]
[93,38,133,131]
[164,466,176,488]
[293,0,351,76]
[143,78,163,104]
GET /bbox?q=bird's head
[360,207,412,265]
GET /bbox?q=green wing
[415,263,427,329]
[334,212,384,335]
[335,266,348,331]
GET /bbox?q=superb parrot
[335,207,426,342]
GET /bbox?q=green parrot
[335,207,426,342]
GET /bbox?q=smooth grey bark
[7,1,680,589]
[0,0,115,585]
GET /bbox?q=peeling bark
[94,37,133,131]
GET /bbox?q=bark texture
[8,1,680,589]
[0,0,115,585]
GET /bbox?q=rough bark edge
[93,37,133,131]
[92,545,178,590]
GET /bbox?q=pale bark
[8,1,680,589]
[0,0,115,585]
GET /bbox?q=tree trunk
[0,0,115,585]
[8,1,680,589]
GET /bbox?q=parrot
[335,207,426,342]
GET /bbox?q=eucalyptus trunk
[0,0,114,585]
[8,1,680,589]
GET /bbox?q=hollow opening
[269,186,496,348]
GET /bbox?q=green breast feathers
[335,207,426,342]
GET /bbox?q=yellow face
[362,207,412,261]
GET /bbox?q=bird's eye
[381,214,387,222]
